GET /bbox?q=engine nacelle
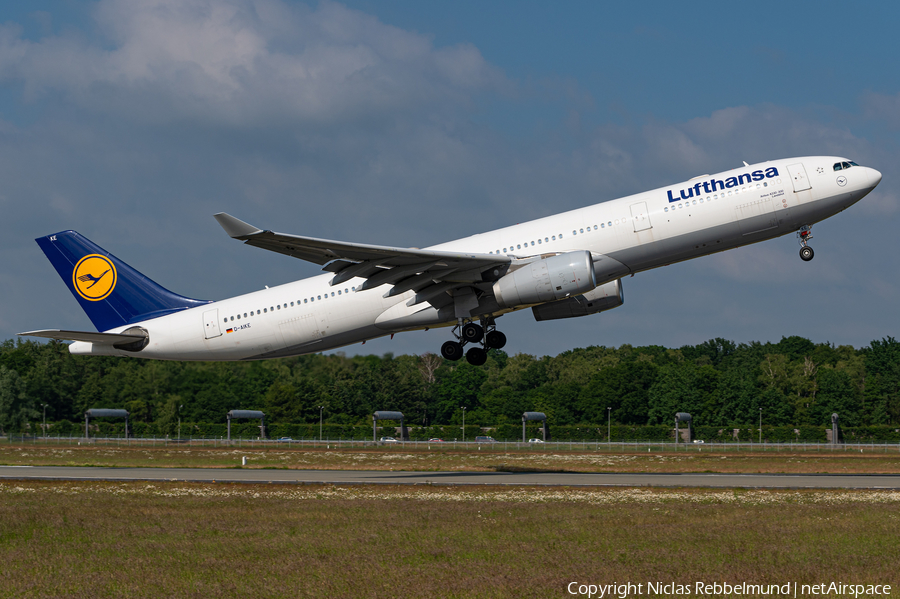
[531,279,624,321]
[492,251,596,309]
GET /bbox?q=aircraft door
[278,314,320,347]
[203,309,222,339]
[630,202,652,232]
[787,163,811,193]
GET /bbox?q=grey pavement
[2,466,900,489]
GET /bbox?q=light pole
[42,404,47,438]
[759,408,762,444]
[319,406,325,442]
[607,407,611,444]
[461,406,466,442]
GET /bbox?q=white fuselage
[71,156,881,360]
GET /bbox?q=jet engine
[531,279,624,321]
[492,251,596,308]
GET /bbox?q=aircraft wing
[18,329,148,345]
[214,213,511,308]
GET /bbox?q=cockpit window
[848,161,859,167]
[834,161,859,171]
[833,163,843,171]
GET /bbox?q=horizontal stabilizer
[18,329,147,345]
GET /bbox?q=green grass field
[1,482,898,598]
[3,441,900,474]
[4,444,900,597]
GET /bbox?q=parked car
[528,438,544,443]
[277,437,293,442]
[379,436,398,444]
[474,436,496,443]
[427,438,444,442]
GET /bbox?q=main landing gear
[797,225,814,262]
[441,318,507,366]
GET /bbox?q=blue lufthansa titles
[667,167,779,203]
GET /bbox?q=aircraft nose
[869,167,883,188]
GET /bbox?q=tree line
[1,335,899,435]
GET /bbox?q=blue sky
[1,0,897,358]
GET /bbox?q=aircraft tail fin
[36,231,210,332]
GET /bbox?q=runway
[2,466,900,489]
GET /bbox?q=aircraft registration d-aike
[22,157,882,365]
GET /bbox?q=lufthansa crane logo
[72,254,117,301]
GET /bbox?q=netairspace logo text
[566,581,892,598]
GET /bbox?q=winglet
[214,213,263,239]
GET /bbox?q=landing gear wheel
[465,346,487,366]
[461,322,484,343]
[799,246,814,262]
[485,330,507,349]
[441,340,464,361]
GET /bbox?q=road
[2,466,900,488]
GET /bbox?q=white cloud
[0,1,896,353]
[0,0,502,127]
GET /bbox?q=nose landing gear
[797,225,814,262]
[440,318,506,365]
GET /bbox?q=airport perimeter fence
[4,434,900,454]
[18,421,900,443]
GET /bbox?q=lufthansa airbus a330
[22,156,882,365]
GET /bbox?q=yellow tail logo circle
[73,254,117,301]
